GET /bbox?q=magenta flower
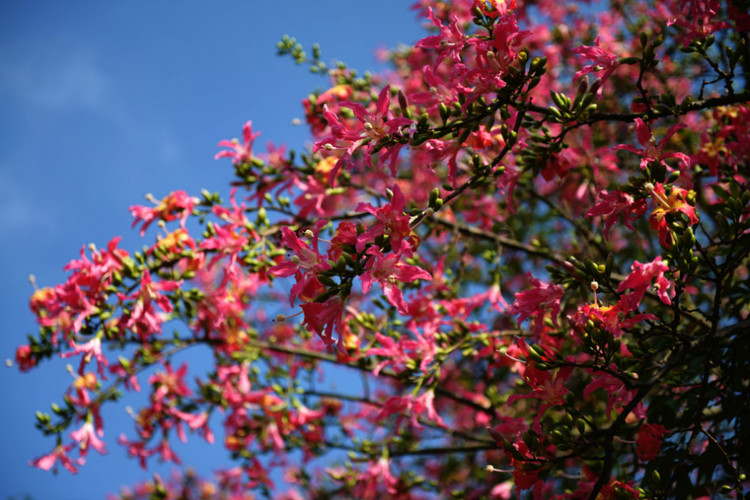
[416,8,466,63]
[60,336,109,378]
[636,422,667,461]
[313,85,413,182]
[368,331,437,375]
[122,269,182,339]
[507,365,573,433]
[646,182,699,247]
[614,118,690,171]
[618,257,673,306]
[508,275,564,333]
[360,247,432,315]
[129,190,198,236]
[30,443,83,474]
[586,189,647,240]
[70,421,107,458]
[572,36,620,95]
[355,184,413,255]
[15,344,36,372]
[375,390,444,429]
[148,362,192,403]
[215,121,260,165]
[300,296,345,349]
[667,0,729,45]
[269,220,332,307]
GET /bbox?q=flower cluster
[18,0,750,498]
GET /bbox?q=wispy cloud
[0,168,55,233]
[1,42,184,167]
[1,48,108,111]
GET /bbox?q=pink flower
[156,439,181,465]
[269,220,332,307]
[375,390,445,429]
[572,36,620,94]
[360,247,432,315]
[618,257,674,306]
[409,65,462,114]
[571,301,657,339]
[614,118,690,171]
[667,0,729,45]
[129,191,198,236]
[509,434,542,491]
[15,344,36,372]
[60,336,109,378]
[300,296,345,349]
[70,421,107,458]
[416,8,466,63]
[118,434,155,469]
[357,457,399,495]
[355,184,413,255]
[313,86,413,182]
[215,121,260,165]
[122,269,182,339]
[508,275,564,334]
[148,362,192,403]
[507,365,572,433]
[367,331,437,375]
[30,443,83,474]
[646,182,699,247]
[586,190,647,240]
[636,422,667,461]
[473,0,516,18]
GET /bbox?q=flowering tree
[15,0,750,498]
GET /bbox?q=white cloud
[0,168,55,232]
[1,49,109,111]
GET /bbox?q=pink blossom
[508,275,564,333]
[15,344,36,372]
[474,0,517,18]
[636,422,667,461]
[507,365,572,433]
[586,190,647,240]
[70,421,107,458]
[60,336,108,378]
[129,191,198,236]
[409,65,462,114]
[215,121,260,165]
[355,184,413,255]
[300,296,345,349]
[358,457,399,495]
[375,390,445,429]
[313,85,413,182]
[614,118,690,171]
[122,269,182,338]
[367,331,436,375]
[647,182,699,247]
[416,8,467,63]
[269,220,332,307]
[30,443,83,474]
[572,36,620,94]
[667,0,729,44]
[360,247,432,315]
[618,257,674,306]
[148,362,192,403]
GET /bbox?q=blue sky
[0,2,424,498]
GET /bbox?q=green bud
[429,188,441,207]
[439,102,450,123]
[507,130,517,146]
[577,419,586,435]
